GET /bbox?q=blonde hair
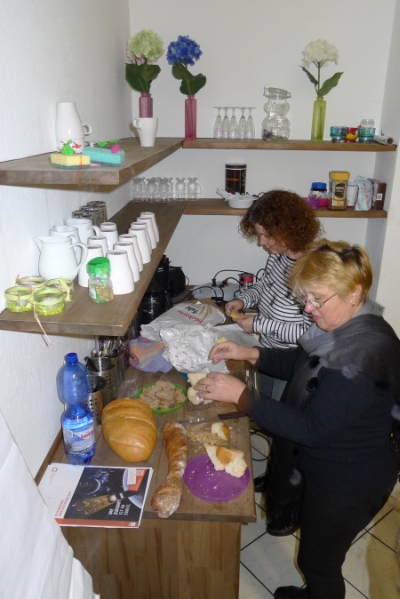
[289,239,373,303]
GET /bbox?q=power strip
[192,281,240,302]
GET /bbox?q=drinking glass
[146,177,160,202]
[238,107,247,140]
[132,177,146,201]
[222,107,230,139]
[246,107,255,139]
[213,107,223,139]
[229,107,238,139]
[158,178,170,202]
[175,177,187,200]
[167,177,175,200]
[187,177,202,201]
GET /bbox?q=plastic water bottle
[57,352,96,465]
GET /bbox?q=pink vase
[139,93,152,118]
[185,96,197,140]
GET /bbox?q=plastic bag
[354,176,373,211]
[160,324,229,373]
[140,301,226,342]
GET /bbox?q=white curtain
[0,409,99,599]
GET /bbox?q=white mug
[140,212,159,243]
[88,235,108,256]
[119,233,143,271]
[64,217,100,243]
[128,225,152,263]
[114,241,140,283]
[55,101,92,153]
[78,244,103,287]
[347,183,358,208]
[100,222,119,251]
[107,250,135,295]
[132,117,158,148]
[135,218,157,249]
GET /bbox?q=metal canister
[225,163,246,195]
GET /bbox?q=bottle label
[63,423,95,454]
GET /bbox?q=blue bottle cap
[311,182,327,190]
[65,352,78,364]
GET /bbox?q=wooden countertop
[47,365,257,524]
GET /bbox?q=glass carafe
[262,87,291,141]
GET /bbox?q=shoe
[274,585,309,599]
[266,507,300,536]
[253,473,267,492]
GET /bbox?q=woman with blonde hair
[195,239,400,599]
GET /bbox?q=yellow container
[328,171,350,210]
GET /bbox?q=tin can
[225,163,246,195]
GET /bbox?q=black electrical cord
[221,276,241,286]
[256,268,265,281]
[211,269,256,286]
[191,285,225,304]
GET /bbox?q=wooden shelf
[0,202,185,336]
[0,138,183,187]
[182,139,397,152]
[183,198,387,218]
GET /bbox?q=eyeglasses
[302,293,337,309]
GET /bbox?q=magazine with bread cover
[39,464,153,528]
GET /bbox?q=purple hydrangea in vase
[126,30,164,118]
[166,35,206,140]
[300,39,343,142]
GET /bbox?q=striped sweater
[237,253,312,349]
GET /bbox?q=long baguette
[151,422,188,518]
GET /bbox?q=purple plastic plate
[183,453,250,502]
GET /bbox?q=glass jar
[4,286,33,312]
[328,171,350,210]
[46,278,75,302]
[307,181,328,209]
[262,87,291,141]
[87,257,113,303]
[15,276,45,291]
[33,287,66,316]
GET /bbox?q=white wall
[0,0,131,475]
[0,0,399,476]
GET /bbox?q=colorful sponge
[50,153,91,169]
[82,145,125,166]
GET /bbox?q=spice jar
[307,182,328,209]
[33,287,66,316]
[328,171,350,210]
[87,257,113,304]
[4,286,33,312]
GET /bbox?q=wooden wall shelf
[0,202,184,336]
[183,198,387,218]
[0,138,183,187]
[182,139,397,152]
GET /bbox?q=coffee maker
[139,255,173,325]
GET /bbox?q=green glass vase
[311,97,326,141]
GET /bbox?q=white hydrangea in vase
[300,39,343,141]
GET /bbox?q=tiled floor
[240,430,400,598]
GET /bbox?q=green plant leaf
[172,62,206,96]
[300,66,318,87]
[125,63,161,93]
[318,72,343,97]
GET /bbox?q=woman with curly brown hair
[226,189,322,355]
[225,190,323,534]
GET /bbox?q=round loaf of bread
[102,398,157,462]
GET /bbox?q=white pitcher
[34,236,88,281]
[55,101,92,153]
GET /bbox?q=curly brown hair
[240,189,322,253]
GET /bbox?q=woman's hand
[209,341,260,365]
[233,313,255,333]
[225,299,244,317]
[194,372,245,404]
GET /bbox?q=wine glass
[213,107,223,139]
[238,107,247,140]
[229,107,238,139]
[222,107,230,139]
[175,177,187,200]
[246,107,255,139]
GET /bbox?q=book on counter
[38,463,153,528]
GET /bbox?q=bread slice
[211,421,230,440]
[187,372,212,405]
[205,445,247,478]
